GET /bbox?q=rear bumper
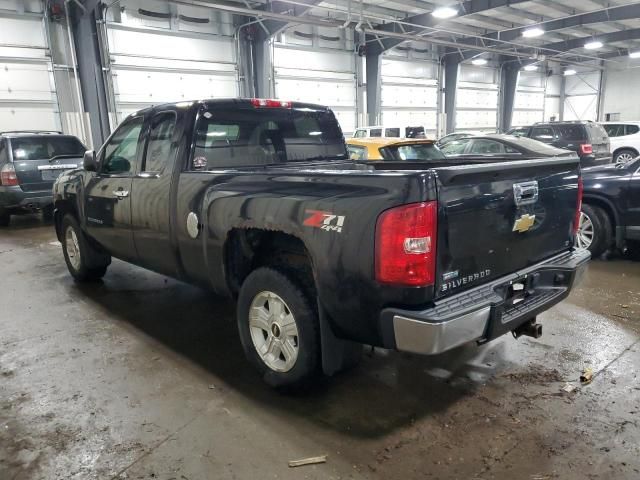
[381,249,590,355]
[0,186,52,212]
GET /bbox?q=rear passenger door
[131,110,180,276]
[85,116,143,261]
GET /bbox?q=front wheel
[237,267,320,388]
[61,214,110,282]
[576,204,612,258]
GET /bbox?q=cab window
[353,129,366,138]
[384,128,400,137]
[143,112,177,173]
[531,126,555,142]
[102,117,144,175]
[626,124,640,135]
[604,124,624,137]
[369,128,382,137]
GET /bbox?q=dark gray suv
[0,131,86,226]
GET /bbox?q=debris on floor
[580,367,594,385]
[561,382,577,393]
[288,455,328,467]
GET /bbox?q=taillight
[579,143,593,155]
[0,163,18,186]
[250,98,292,108]
[573,177,583,236]
[375,201,437,287]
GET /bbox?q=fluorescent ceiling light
[629,51,640,58]
[471,58,488,66]
[564,69,577,76]
[523,64,538,71]
[522,27,545,38]
[584,40,603,50]
[432,6,458,19]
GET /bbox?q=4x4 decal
[303,210,346,233]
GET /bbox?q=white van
[352,125,427,139]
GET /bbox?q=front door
[85,116,144,261]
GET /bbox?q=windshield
[191,106,348,170]
[381,143,446,161]
[11,136,85,160]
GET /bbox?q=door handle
[113,190,130,199]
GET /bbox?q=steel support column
[365,50,381,126]
[443,58,459,134]
[499,65,519,132]
[71,2,111,147]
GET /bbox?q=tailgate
[434,158,580,298]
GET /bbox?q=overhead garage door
[0,8,60,132]
[105,0,238,124]
[273,26,357,135]
[564,71,600,121]
[512,71,545,127]
[380,54,438,136]
[456,64,498,132]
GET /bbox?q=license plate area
[41,169,65,181]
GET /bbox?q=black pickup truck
[53,99,589,388]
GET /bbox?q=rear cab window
[384,128,400,138]
[191,105,347,170]
[369,128,382,138]
[626,124,640,135]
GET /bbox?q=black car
[506,121,612,167]
[439,134,578,161]
[579,158,640,257]
[0,131,86,226]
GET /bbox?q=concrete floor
[1,215,639,480]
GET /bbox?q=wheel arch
[53,199,78,242]
[612,146,639,158]
[223,228,316,298]
[582,194,619,229]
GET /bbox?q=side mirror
[83,150,97,172]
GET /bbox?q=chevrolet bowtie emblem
[513,213,536,233]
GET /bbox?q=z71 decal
[303,210,346,233]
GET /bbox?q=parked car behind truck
[53,98,589,388]
[505,120,611,167]
[0,131,86,226]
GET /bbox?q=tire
[0,212,9,227]
[577,204,612,258]
[61,214,110,282]
[237,267,321,388]
[614,149,638,164]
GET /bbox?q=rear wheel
[614,149,637,164]
[0,212,9,227]
[237,267,320,388]
[577,204,612,258]
[61,214,110,282]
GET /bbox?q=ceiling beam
[367,0,530,54]
[487,3,640,43]
[538,27,640,54]
[255,0,324,38]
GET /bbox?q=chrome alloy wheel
[65,226,82,270]
[616,152,635,164]
[248,291,299,372]
[576,211,594,249]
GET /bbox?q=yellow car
[346,137,446,162]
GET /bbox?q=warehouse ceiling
[216,0,640,67]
